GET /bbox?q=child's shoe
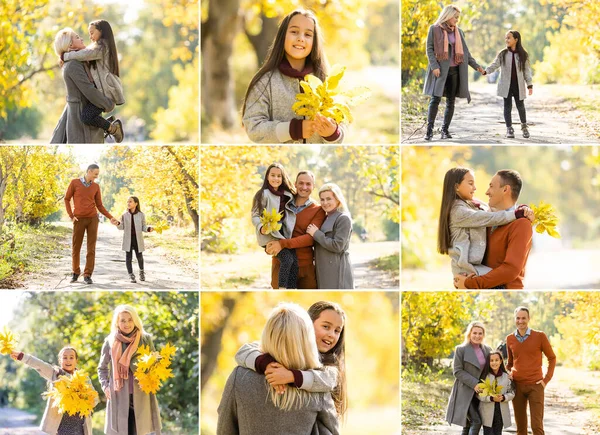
[129,273,137,283]
[139,270,145,281]
[521,123,530,138]
[506,126,515,138]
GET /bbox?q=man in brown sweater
[506,306,556,435]
[64,164,118,284]
[266,171,325,289]
[456,169,533,289]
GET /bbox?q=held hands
[432,68,441,78]
[110,218,120,226]
[306,223,318,237]
[477,66,486,75]
[314,113,337,138]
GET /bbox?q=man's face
[87,169,100,181]
[295,174,314,199]
[486,174,507,209]
[515,309,530,331]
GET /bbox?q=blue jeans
[461,395,482,435]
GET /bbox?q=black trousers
[427,66,460,129]
[503,81,527,127]
[128,394,137,435]
[81,103,111,131]
[483,402,504,435]
[126,236,144,274]
[277,248,298,288]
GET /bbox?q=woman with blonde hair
[98,305,162,434]
[217,303,339,435]
[306,183,354,289]
[446,321,492,435]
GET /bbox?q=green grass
[223,275,258,287]
[369,252,399,276]
[572,385,600,432]
[146,229,199,275]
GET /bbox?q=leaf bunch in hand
[260,208,283,234]
[134,343,176,394]
[0,327,18,355]
[44,370,98,417]
[476,378,503,398]
[530,201,560,238]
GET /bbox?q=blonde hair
[318,183,350,214]
[54,27,75,56]
[463,321,486,344]
[109,305,146,343]
[434,4,461,26]
[260,303,322,411]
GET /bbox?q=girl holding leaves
[116,196,153,284]
[242,9,346,144]
[477,351,515,435]
[251,163,298,289]
[98,305,162,435]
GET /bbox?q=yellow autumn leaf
[530,201,561,238]
[477,378,503,398]
[0,327,18,355]
[134,343,176,394]
[152,221,170,234]
[44,371,98,417]
[259,208,283,235]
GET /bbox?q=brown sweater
[275,202,326,267]
[465,218,532,289]
[64,178,113,219]
[506,330,556,385]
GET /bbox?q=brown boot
[108,119,124,143]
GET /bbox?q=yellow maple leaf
[152,221,170,235]
[259,208,283,234]
[530,201,561,238]
[160,342,177,360]
[44,371,98,417]
[0,327,18,355]
[134,343,176,394]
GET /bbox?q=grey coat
[117,211,150,252]
[50,60,115,144]
[98,334,162,435]
[64,42,125,105]
[423,25,482,103]
[449,200,516,276]
[21,354,96,435]
[446,343,491,427]
[251,189,296,246]
[313,211,354,289]
[235,341,338,392]
[243,70,346,144]
[217,366,339,435]
[477,373,515,429]
[485,50,533,100]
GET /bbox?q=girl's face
[284,14,315,62]
[127,197,137,211]
[447,12,460,27]
[505,32,517,49]
[118,312,135,334]
[456,171,476,200]
[490,354,502,372]
[89,24,102,43]
[319,190,340,214]
[70,33,86,50]
[268,167,283,190]
[60,349,78,372]
[470,326,484,345]
[313,309,344,353]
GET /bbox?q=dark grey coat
[217,366,339,435]
[423,25,482,103]
[313,211,354,289]
[445,342,491,427]
[50,60,114,144]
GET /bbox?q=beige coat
[117,211,150,252]
[477,372,515,429]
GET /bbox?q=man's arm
[280,207,326,249]
[541,332,556,384]
[465,220,532,289]
[94,187,114,220]
[64,180,75,219]
[505,336,513,372]
[65,61,114,112]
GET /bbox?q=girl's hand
[433,68,441,78]
[314,113,337,138]
[524,208,534,222]
[10,350,20,361]
[306,224,318,236]
[260,226,268,235]
[265,362,294,386]
[492,394,503,402]
[529,88,533,96]
[302,120,315,138]
[104,387,110,400]
[147,226,153,232]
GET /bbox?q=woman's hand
[302,120,316,138]
[474,384,483,394]
[433,68,441,78]
[306,223,318,236]
[314,113,337,138]
[265,362,294,387]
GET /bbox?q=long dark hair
[308,301,347,419]
[499,30,529,72]
[89,19,120,76]
[129,196,141,213]
[481,350,515,391]
[251,163,296,214]
[437,167,471,255]
[241,9,329,120]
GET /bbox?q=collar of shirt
[80,176,93,187]
[515,327,531,342]
[289,197,314,214]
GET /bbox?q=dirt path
[22,223,198,290]
[0,408,40,434]
[402,82,599,144]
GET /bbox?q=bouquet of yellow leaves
[151,221,170,235]
[259,208,283,235]
[134,343,176,395]
[292,64,371,124]
[0,326,18,355]
[43,370,98,418]
[476,377,504,398]
[530,201,560,238]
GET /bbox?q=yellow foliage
[134,343,176,394]
[43,371,98,418]
[0,327,18,355]
[530,201,561,238]
[259,208,283,234]
[477,377,503,398]
[152,221,170,235]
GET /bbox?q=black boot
[441,126,453,139]
[424,96,441,141]
[424,123,434,141]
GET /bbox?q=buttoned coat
[51,60,115,144]
[98,334,162,435]
[251,189,296,247]
[243,70,347,144]
[423,25,482,103]
[312,211,354,289]
[217,366,339,435]
[445,342,492,427]
[21,354,96,435]
[477,372,515,429]
[449,199,516,276]
[485,50,533,100]
[117,211,150,252]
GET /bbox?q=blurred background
[402,145,600,289]
[200,291,400,435]
[0,0,198,143]
[201,0,400,144]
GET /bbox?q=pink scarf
[434,23,464,64]
[110,328,141,392]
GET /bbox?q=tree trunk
[245,14,279,67]
[184,193,199,235]
[201,0,241,129]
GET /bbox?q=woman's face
[284,14,315,62]
[313,309,344,353]
[470,326,484,345]
[268,167,283,190]
[319,190,340,214]
[118,312,135,334]
[70,33,86,50]
[89,24,102,43]
[60,349,78,372]
[456,171,476,201]
[490,354,502,372]
[447,12,460,27]
[505,32,517,49]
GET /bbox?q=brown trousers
[271,259,317,289]
[513,382,545,435]
[72,216,99,277]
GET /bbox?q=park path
[402,82,599,144]
[22,222,198,290]
[0,408,40,434]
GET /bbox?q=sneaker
[84,276,93,284]
[70,273,79,283]
[506,126,515,138]
[521,123,530,138]
[129,273,137,283]
[139,270,145,282]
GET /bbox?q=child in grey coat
[117,196,153,283]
